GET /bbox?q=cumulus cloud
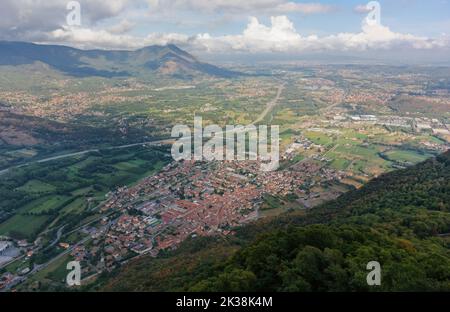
[327,21,438,50]
[189,16,449,53]
[0,0,136,40]
[200,16,304,53]
[43,15,449,54]
[48,26,189,50]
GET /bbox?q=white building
[0,241,11,255]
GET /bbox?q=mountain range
[0,41,238,78]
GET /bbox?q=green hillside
[95,151,450,292]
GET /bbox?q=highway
[0,139,174,177]
[252,83,285,125]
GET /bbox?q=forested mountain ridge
[95,151,450,292]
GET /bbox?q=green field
[0,145,171,242]
[384,150,431,164]
[60,197,88,215]
[22,253,74,288]
[16,180,56,194]
[0,214,50,239]
[21,195,71,214]
[3,257,31,275]
[330,158,351,170]
[304,131,334,146]
[335,145,378,159]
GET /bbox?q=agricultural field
[383,150,432,164]
[0,214,50,240]
[277,110,446,180]
[0,145,171,241]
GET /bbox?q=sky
[1,0,449,62]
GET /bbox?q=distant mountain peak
[0,41,239,79]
